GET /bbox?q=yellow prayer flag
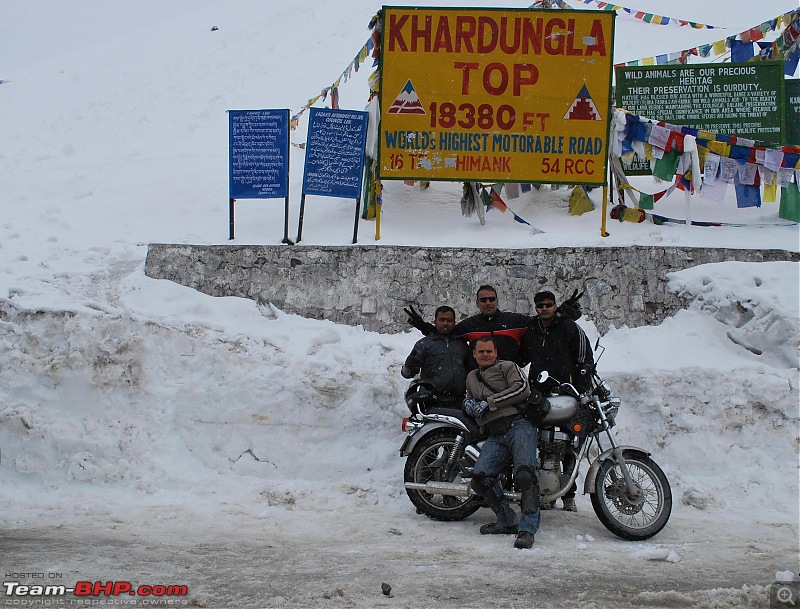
[763,180,778,202]
[568,185,595,215]
[697,145,709,169]
[698,130,715,140]
[642,56,655,66]
[712,39,727,56]
[707,140,730,157]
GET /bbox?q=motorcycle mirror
[536,371,549,384]
[594,340,606,363]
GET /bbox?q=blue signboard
[302,108,369,198]
[229,109,289,199]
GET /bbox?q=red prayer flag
[490,190,508,212]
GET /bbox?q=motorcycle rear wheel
[591,452,672,540]
[404,430,482,521]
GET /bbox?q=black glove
[404,305,435,335]
[558,289,584,321]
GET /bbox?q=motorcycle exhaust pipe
[405,481,521,501]
[405,481,471,496]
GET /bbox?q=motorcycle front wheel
[591,452,672,540]
[404,430,482,521]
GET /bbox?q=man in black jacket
[401,306,470,408]
[522,290,595,512]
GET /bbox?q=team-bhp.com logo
[3,580,188,601]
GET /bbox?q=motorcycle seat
[427,407,483,436]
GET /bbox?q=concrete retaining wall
[144,244,798,334]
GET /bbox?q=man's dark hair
[434,305,455,318]
[472,336,497,349]
[534,290,556,304]
[476,285,497,298]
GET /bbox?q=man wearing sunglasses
[523,290,595,512]
[455,285,533,368]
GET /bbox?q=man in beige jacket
[463,336,539,550]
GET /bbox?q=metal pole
[295,194,307,243]
[375,180,382,241]
[352,198,361,244]
[229,198,235,240]
[282,194,294,244]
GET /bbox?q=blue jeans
[473,418,541,535]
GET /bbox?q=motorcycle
[399,348,672,541]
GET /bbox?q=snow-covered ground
[0,1,798,608]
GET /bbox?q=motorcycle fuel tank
[541,395,578,424]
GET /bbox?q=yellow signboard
[378,7,615,185]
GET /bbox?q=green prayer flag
[779,182,800,222]
[653,150,681,181]
[638,193,654,210]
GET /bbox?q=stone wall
[144,244,799,334]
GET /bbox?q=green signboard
[620,153,652,176]
[786,79,800,146]
[616,62,785,144]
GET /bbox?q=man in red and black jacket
[453,285,532,368]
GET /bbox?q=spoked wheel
[591,452,672,540]
[404,430,482,521]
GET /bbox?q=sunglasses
[478,296,497,303]
[535,302,555,309]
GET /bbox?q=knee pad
[515,466,540,515]
[471,472,498,497]
[471,473,503,512]
[514,465,537,492]
[470,473,489,495]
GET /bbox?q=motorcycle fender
[583,446,651,495]
[400,421,463,457]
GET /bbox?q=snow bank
[1,262,797,525]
